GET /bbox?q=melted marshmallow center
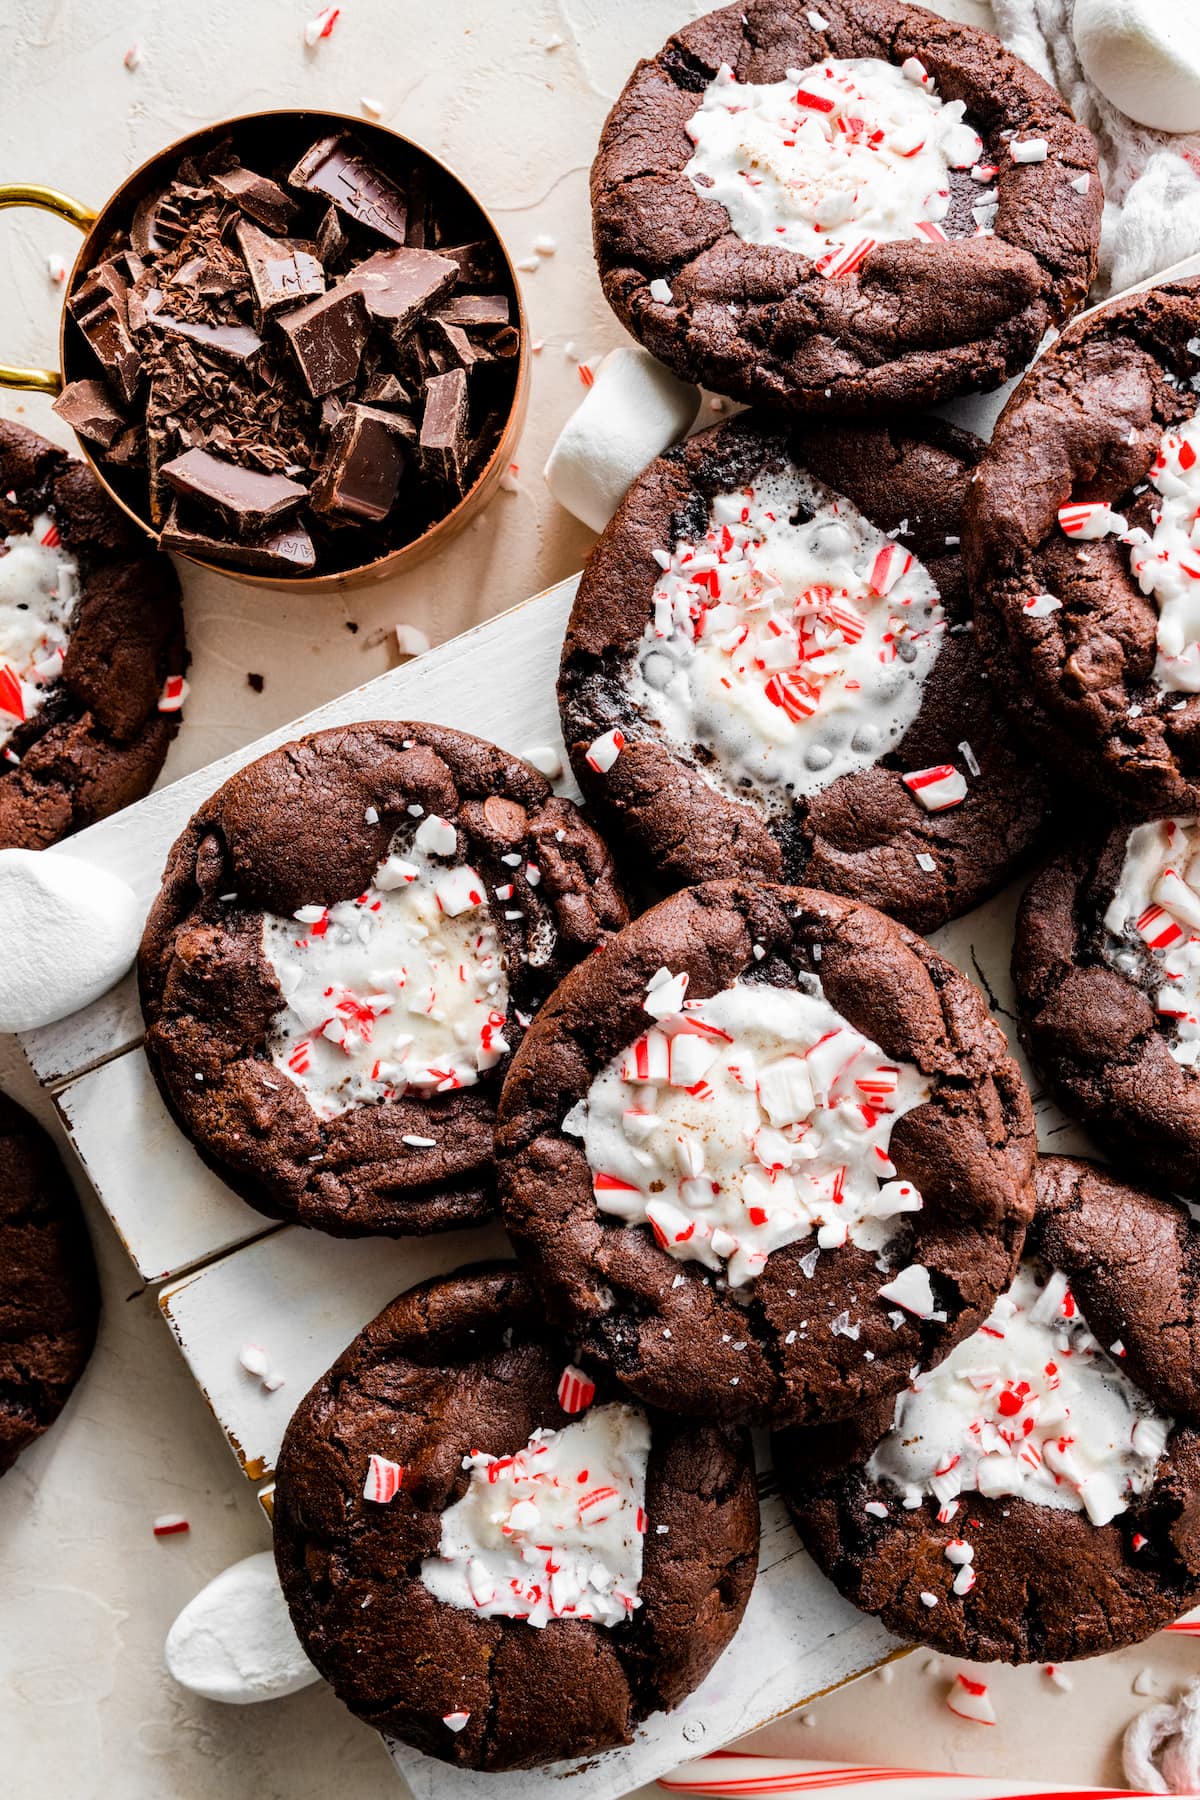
[1103,814,1200,1068]
[0,514,79,753]
[419,1403,649,1629]
[576,970,929,1288]
[868,1262,1171,1527]
[1124,411,1200,692]
[262,817,509,1121]
[627,471,945,804]
[684,57,990,274]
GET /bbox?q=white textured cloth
[991,0,1200,292]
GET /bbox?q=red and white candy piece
[945,1672,996,1724]
[434,866,485,916]
[363,1453,404,1504]
[557,1365,596,1415]
[878,1263,938,1318]
[902,764,967,812]
[414,814,457,856]
[442,1711,470,1732]
[586,728,625,774]
[1058,501,1127,539]
[153,1513,190,1537]
[1023,592,1061,618]
[303,5,340,45]
[869,542,914,596]
[157,674,189,713]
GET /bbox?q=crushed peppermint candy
[581,970,929,1287]
[1058,500,1128,540]
[0,514,80,752]
[262,827,509,1120]
[946,1672,996,1724]
[1072,172,1091,195]
[363,1453,405,1504]
[557,1364,596,1414]
[902,764,967,813]
[442,1711,471,1732]
[395,623,431,657]
[683,58,987,271]
[877,1261,944,1320]
[304,6,340,46]
[522,744,563,779]
[1103,815,1200,1067]
[153,1514,190,1537]
[586,728,625,774]
[158,673,189,713]
[649,278,674,304]
[420,1403,649,1629]
[1010,137,1048,163]
[1122,413,1200,691]
[625,466,945,808]
[238,1343,271,1378]
[1023,592,1062,619]
[867,1261,1172,1529]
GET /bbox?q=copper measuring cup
[0,110,529,592]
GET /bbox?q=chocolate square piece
[211,166,299,235]
[439,241,500,286]
[161,447,308,536]
[148,310,264,364]
[434,294,509,329]
[68,277,142,405]
[289,136,408,244]
[360,372,412,406]
[161,505,316,572]
[52,380,127,448]
[342,247,457,339]
[235,220,325,324]
[429,318,493,371]
[419,368,469,491]
[277,284,369,396]
[314,205,348,268]
[312,404,407,523]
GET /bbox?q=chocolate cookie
[559,414,1050,934]
[592,1,1100,416]
[496,880,1036,1428]
[0,1093,99,1476]
[965,278,1200,817]
[273,1265,759,1771]
[1013,813,1200,1197]
[139,722,627,1236]
[774,1155,1200,1663]
[0,417,187,850]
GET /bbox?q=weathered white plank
[159,1220,511,1480]
[20,578,580,1089]
[56,1050,269,1281]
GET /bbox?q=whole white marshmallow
[544,346,700,533]
[1073,0,1200,134]
[0,848,143,1034]
[165,1551,319,1705]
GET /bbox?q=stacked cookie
[118,0,1200,1776]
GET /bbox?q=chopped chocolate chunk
[68,278,142,404]
[486,325,521,360]
[52,380,128,449]
[360,372,412,406]
[419,368,468,492]
[289,136,408,244]
[277,284,368,397]
[130,189,178,260]
[429,318,493,371]
[247,671,265,692]
[342,247,457,338]
[440,241,500,286]
[434,294,509,329]
[147,310,264,364]
[312,403,406,523]
[161,507,316,573]
[161,448,307,536]
[314,205,348,268]
[320,394,346,432]
[211,166,299,235]
[234,220,325,323]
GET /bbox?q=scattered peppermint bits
[522,744,563,779]
[914,852,937,873]
[902,764,967,813]
[877,1261,943,1320]
[1104,817,1200,1067]
[442,1711,471,1732]
[582,971,929,1287]
[499,463,520,494]
[557,1364,596,1414]
[46,253,66,285]
[1023,592,1061,619]
[401,1134,437,1148]
[534,235,557,256]
[864,1499,889,1519]
[807,7,830,25]
[0,514,79,755]
[1010,137,1048,163]
[420,1403,649,1629]
[946,1672,996,1724]
[649,278,674,304]
[683,57,988,270]
[303,6,340,46]
[157,674,189,713]
[1123,414,1200,689]
[1058,500,1127,540]
[395,623,431,657]
[957,740,980,778]
[1045,1663,1074,1691]
[919,1590,939,1608]
[867,1261,1172,1529]
[1072,172,1091,195]
[363,1453,405,1504]
[238,1343,270,1378]
[153,1514,190,1537]
[360,96,384,119]
[364,805,380,825]
[585,728,625,774]
[123,41,143,71]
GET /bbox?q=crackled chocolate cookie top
[138,723,627,1237]
[0,1092,99,1477]
[0,418,187,850]
[273,1266,758,1771]
[775,1155,1200,1663]
[592,0,1100,416]
[965,278,1200,817]
[1014,812,1200,1198]
[560,414,1050,934]
[496,880,1036,1428]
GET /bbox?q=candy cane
[657,1752,1155,1796]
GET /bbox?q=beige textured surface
[2,1,1190,1795]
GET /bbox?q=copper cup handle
[0,184,97,395]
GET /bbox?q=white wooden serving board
[15,251,1200,1799]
